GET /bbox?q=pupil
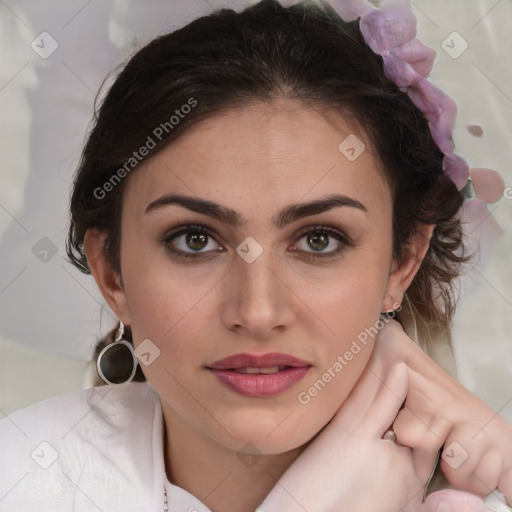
[308,232,328,251]
[186,232,208,251]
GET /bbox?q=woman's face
[105,99,405,453]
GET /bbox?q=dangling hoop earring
[96,321,138,385]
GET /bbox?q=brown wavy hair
[66,0,469,383]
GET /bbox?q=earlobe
[382,224,435,312]
[84,229,131,325]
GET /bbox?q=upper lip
[207,352,311,370]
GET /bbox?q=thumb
[422,490,489,512]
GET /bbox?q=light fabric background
[0,0,511,419]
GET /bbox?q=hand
[258,324,483,511]
[258,318,511,512]
[371,319,512,504]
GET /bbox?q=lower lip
[208,366,311,397]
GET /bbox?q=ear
[84,228,132,325]
[382,224,435,312]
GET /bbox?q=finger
[331,357,407,438]
[354,361,409,439]
[338,364,407,439]
[329,329,393,432]
[392,406,446,483]
[371,318,410,365]
[443,447,503,501]
[393,401,449,446]
[472,449,503,498]
[422,489,489,512]
[376,319,459,392]
[440,423,498,496]
[498,466,512,507]
[329,360,384,433]
[372,319,452,389]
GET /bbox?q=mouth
[230,365,291,374]
[208,352,311,370]
[207,353,311,397]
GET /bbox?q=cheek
[309,255,389,333]
[293,260,389,411]
[120,233,215,334]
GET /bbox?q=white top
[0,381,211,512]
[1,381,510,512]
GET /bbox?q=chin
[212,410,321,455]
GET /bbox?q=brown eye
[184,231,209,251]
[306,232,330,252]
[162,224,223,259]
[295,229,340,253]
[292,226,354,260]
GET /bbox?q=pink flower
[332,0,504,278]
[358,0,470,190]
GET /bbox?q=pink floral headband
[332,0,470,189]
[329,0,505,277]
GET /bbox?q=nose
[220,244,296,341]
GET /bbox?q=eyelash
[160,223,355,261]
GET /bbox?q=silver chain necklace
[163,485,168,510]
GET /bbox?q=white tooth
[235,366,282,374]
[243,367,261,374]
[259,366,280,374]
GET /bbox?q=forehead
[122,99,391,224]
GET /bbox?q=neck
[161,404,307,512]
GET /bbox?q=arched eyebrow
[144,193,367,228]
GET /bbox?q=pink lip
[207,352,311,398]
[208,352,310,370]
